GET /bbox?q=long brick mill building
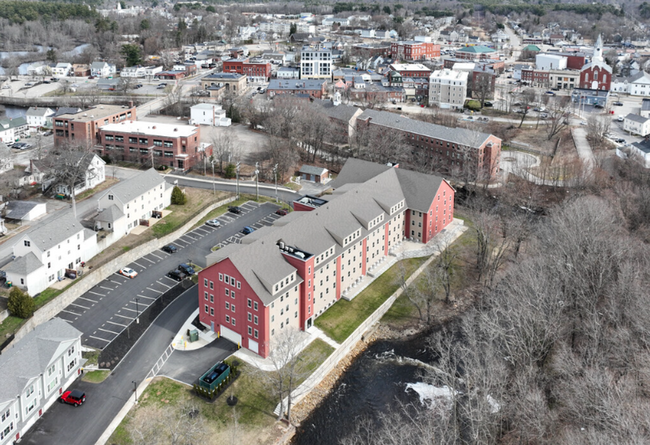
[197,159,455,357]
[96,120,206,171]
[356,109,501,181]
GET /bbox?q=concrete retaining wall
[0,95,145,108]
[9,196,236,345]
[275,222,468,417]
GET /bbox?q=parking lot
[57,200,282,350]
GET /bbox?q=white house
[25,107,55,130]
[144,66,163,77]
[4,213,97,294]
[277,67,300,79]
[90,61,116,78]
[612,71,650,96]
[0,318,83,445]
[94,168,172,236]
[189,104,231,127]
[629,139,650,168]
[50,63,72,77]
[429,69,468,109]
[4,201,47,222]
[120,66,147,78]
[0,118,28,144]
[623,113,650,136]
[47,153,106,197]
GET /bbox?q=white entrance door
[248,339,259,354]
[220,325,242,345]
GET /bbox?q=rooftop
[457,45,496,54]
[56,104,133,122]
[97,168,168,205]
[268,79,326,91]
[389,63,431,71]
[625,113,649,124]
[100,120,198,138]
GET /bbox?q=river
[292,331,436,445]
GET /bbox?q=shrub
[465,99,481,111]
[224,163,236,179]
[171,186,187,205]
[7,287,35,319]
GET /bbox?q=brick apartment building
[197,159,455,357]
[391,41,441,61]
[388,63,432,78]
[96,121,205,170]
[356,109,501,181]
[351,43,392,59]
[222,58,272,82]
[53,104,137,147]
[521,68,579,89]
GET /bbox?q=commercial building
[535,54,567,71]
[429,69,468,109]
[97,120,204,171]
[267,79,327,99]
[390,41,440,61]
[53,104,137,147]
[387,63,432,79]
[190,104,231,127]
[300,47,332,80]
[454,45,497,61]
[197,159,455,357]
[0,318,83,445]
[201,73,247,98]
[222,58,272,82]
[277,67,300,79]
[356,109,501,180]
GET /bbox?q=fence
[274,222,467,417]
[8,196,236,347]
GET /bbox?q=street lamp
[211,159,216,196]
[235,162,240,199]
[254,162,260,201]
[135,297,139,324]
[132,381,138,403]
[273,163,278,203]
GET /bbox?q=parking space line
[110,280,123,285]
[89,335,111,343]
[194,228,209,234]
[162,276,178,283]
[62,309,82,316]
[150,252,163,260]
[132,260,147,269]
[184,234,197,241]
[137,294,157,301]
[146,287,164,294]
[121,307,138,313]
[142,256,156,264]
[114,313,134,320]
[70,302,90,310]
[190,231,204,238]
[89,291,105,297]
[130,300,149,308]
[106,320,128,328]
[100,286,113,291]
[157,280,172,289]
[98,327,120,335]
[176,239,190,245]
[78,296,98,303]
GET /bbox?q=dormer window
[108,194,114,200]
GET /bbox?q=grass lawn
[315,257,428,343]
[82,370,110,383]
[152,189,228,238]
[0,316,25,342]
[33,288,64,310]
[82,348,100,366]
[108,340,334,445]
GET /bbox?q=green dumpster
[6,281,12,288]
[189,329,199,342]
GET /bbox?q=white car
[119,267,137,278]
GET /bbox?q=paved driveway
[57,201,282,350]
[159,338,236,385]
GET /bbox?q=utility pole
[254,162,259,201]
[132,381,138,404]
[135,297,139,324]
[211,159,216,196]
[235,162,240,199]
[273,163,278,203]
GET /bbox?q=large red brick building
[53,104,137,147]
[222,58,272,82]
[391,41,440,61]
[579,35,612,91]
[197,159,455,357]
[97,121,207,171]
[356,109,501,181]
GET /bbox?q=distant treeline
[463,1,624,18]
[0,1,99,24]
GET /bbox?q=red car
[275,209,288,216]
[60,389,86,407]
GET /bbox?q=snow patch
[405,382,456,409]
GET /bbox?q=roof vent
[174,128,178,132]
[152,126,157,129]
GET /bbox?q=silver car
[205,219,221,228]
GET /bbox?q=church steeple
[593,34,603,62]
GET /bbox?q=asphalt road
[57,201,282,350]
[159,336,236,385]
[21,286,205,445]
[165,172,300,204]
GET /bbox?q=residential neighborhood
[0,1,648,444]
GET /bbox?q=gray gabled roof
[20,212,84,252]
[642,99,650,111]
[5,201,45,221]
[2,251,43,276]
[205,160,445,306]
[97,168,166,205]
[299,165,328,176]
[625,113,649,124]
[312,99,361,123]
[0,318,81,404]
[26,107,54,118]
[95,204,124,223]
[329,158,392,189]
[357,109,492,149]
